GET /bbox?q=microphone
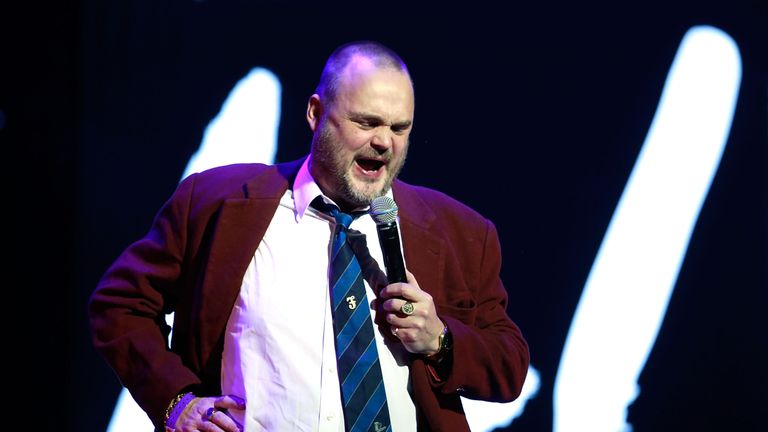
[369,196,407,284]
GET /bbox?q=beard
[311,121,408,209]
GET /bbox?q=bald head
[315,41,411,106]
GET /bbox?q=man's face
[309,62,414,210]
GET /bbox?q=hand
[379,270,445,355]
[171,394,245,432]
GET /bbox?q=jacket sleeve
[419,218,529,403]
[88,174,202,429]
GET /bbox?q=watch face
[442,328,453,350]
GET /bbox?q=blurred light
[554,26,741,432]
[182,67,281,179]
[107,67,281,432]
[462,366,541,431]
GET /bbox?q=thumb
[218,394,246,410]
[405,269,419,288]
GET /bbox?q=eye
[357,121,375,130]
[391,124,411,134]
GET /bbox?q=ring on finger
[205,407,217,421]
[400,301,415,315]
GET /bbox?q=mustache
[354,149,393,163]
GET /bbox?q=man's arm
[88,174,202,428]
[427,219,529,402]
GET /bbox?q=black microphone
[369,196,407,284]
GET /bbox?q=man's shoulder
[393,179,489,225]
[191,161,282,183]
[181,158,304,199]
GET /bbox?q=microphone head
[369,196,398,224]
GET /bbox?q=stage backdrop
[11,1,761,430]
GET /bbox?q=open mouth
[355,158,386,173]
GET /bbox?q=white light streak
[553,26,741,432]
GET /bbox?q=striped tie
[321,201,392,432]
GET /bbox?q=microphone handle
[376,221,407,284]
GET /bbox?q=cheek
[392,136,409,155]
[342,130,373,151]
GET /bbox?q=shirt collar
[292,157,394,220]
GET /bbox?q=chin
[339,167,393,205]
[358,180,389,198]
[344,184,385,207]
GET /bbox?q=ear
[306,94,323,132]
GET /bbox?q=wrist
[164,391,195,429]
[424,323,452,363]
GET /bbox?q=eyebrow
[349,112,412,129]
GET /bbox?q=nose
[370,127,393,152]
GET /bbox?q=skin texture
[307,55,413,213]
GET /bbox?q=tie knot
[310,196,358,229]
[329,207,353,229]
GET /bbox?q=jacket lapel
[197,160,303,365]
[393,181,447,302]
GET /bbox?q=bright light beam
[554,26,741,432]
[461,365,541,431]
[106,67,281,432]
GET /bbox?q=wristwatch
[425,323,452,363]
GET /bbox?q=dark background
[4,1,766,430]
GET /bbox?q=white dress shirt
[220,158,416,431]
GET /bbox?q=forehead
[333,60,414,120]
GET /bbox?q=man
[89,41,529,432]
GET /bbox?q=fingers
[202,407,242,432]
[375,270,444,354]
[175,395,244,432]
[405,269,416,284]
[383,293,433,338]
[207,395,245,432]
[379,269,420,300]
[378,270,433,321]
[216,394,246,411]
[381,292,432,315]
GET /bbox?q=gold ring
[400,301,415,315]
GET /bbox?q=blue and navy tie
[321,201,392,432]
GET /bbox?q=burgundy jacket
[89,158,529,431]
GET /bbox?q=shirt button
[326,415,334,421]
